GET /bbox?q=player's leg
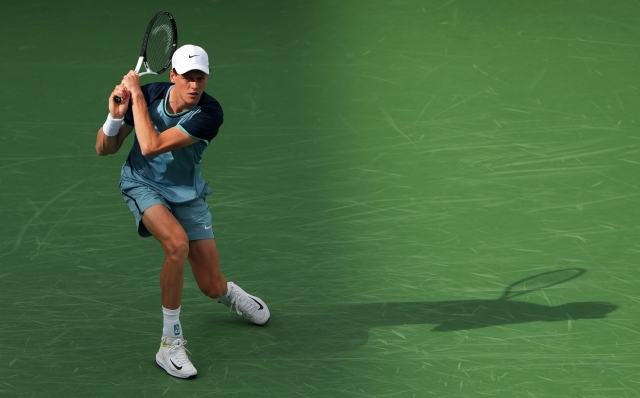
[142,205,199,378]
[188,238,271,325]
[171,195,271,325]
[121,186,196,378]
[141,204,197,378]
[187,238,226,298]
[141,204,190,310]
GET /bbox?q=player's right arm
[95,84,134,156]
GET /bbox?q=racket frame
[113,11,177,103]
[135,11,178,76]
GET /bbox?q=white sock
[162,306,183,339]
[217,283,234,305]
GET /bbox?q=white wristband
[103,114,124,137]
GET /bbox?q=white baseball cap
[172,44,210,74]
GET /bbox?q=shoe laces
[167,339,191,366]
[229,284,258,317]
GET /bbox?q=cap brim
[174,65,210,75]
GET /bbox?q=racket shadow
[259,269,618,354]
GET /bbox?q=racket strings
[146,14,175,73]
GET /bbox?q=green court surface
[1,1,639,397]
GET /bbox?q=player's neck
[166,86,195,114]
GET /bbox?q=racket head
[500,268,587,300]
[139,11,178,74]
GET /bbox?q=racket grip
[113,96,123,104]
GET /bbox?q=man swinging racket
[95,44,270,379]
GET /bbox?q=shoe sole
[156,353,197,379]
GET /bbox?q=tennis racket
[499,268,586,300]
[113,11,178,103]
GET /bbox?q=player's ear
[169,68,177,83]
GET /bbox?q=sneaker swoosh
[170,359,183,370]
[250,297,264,310]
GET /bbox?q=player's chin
[186,93,201,103]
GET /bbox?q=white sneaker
[221,282,270,325]
[156,337,197,379]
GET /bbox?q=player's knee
[165,240,189,265]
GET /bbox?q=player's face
[170,69,208,109]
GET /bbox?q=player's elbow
[140,147,154,157]
[140,144,161,157]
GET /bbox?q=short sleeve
[178,102,223,143]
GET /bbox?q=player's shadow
[259,268,618,354]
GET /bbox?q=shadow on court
[236,269,619,354]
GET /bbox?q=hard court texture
[1,1,639,397]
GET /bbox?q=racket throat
[134,56,157,76]
[134,56,145,74]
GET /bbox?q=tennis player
[95,44,270,379]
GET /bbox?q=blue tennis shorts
[121,183,214,241]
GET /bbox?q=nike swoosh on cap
[188,54,199,58]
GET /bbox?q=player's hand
[109,84,130,119]
[122,71,142,98]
